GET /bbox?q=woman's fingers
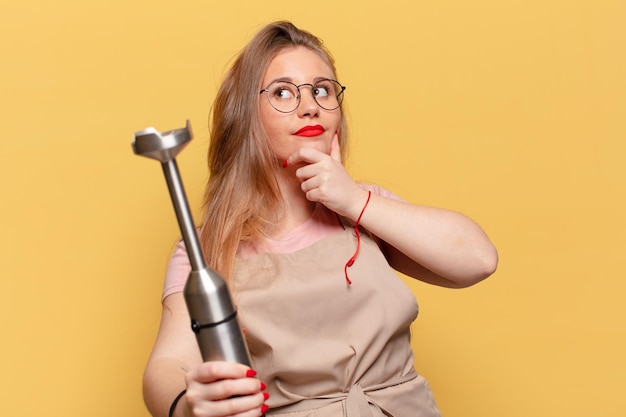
[186,390,268,417]
[184,362,269,417]
[187,361,253,384]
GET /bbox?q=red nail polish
[246,369,257,377]
[263,392,270,400]
[282,159,289,168]
[261,404,270,413]
[260,382,267,390]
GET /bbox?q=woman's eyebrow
[312,76,334,82]
[264,76,294,85]
[264,76,334,86]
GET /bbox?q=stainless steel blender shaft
[132,121,250,365]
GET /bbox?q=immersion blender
[132,121,251,365]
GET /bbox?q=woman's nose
[296,87,319,117]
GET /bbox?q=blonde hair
[199,21,348,279]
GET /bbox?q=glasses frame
[259,79,346,113]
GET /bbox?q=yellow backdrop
[1,1,624,416]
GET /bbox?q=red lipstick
[294,125,324,137]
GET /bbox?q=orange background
[1,1,624,416]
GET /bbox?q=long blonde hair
[199,21,349,279]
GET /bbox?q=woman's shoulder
[162,239,191,300]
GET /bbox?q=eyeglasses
[259,79,346,113]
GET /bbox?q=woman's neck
[269,169,316,238]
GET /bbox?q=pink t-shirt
[161,184,401,300]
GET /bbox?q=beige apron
[231,224,441,417]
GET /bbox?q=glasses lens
[313,80,344,110]
[266,82,299,113]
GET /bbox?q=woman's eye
[314,87,330,98]
[272,86,295,100]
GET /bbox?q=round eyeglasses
[259,79,346,113]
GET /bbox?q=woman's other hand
[182,362,269,417]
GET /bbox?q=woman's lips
[294,125,324,137]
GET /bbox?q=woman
[143,21,498,417]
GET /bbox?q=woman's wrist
[169,389,187,417]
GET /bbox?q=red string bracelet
[344,190,372,284]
